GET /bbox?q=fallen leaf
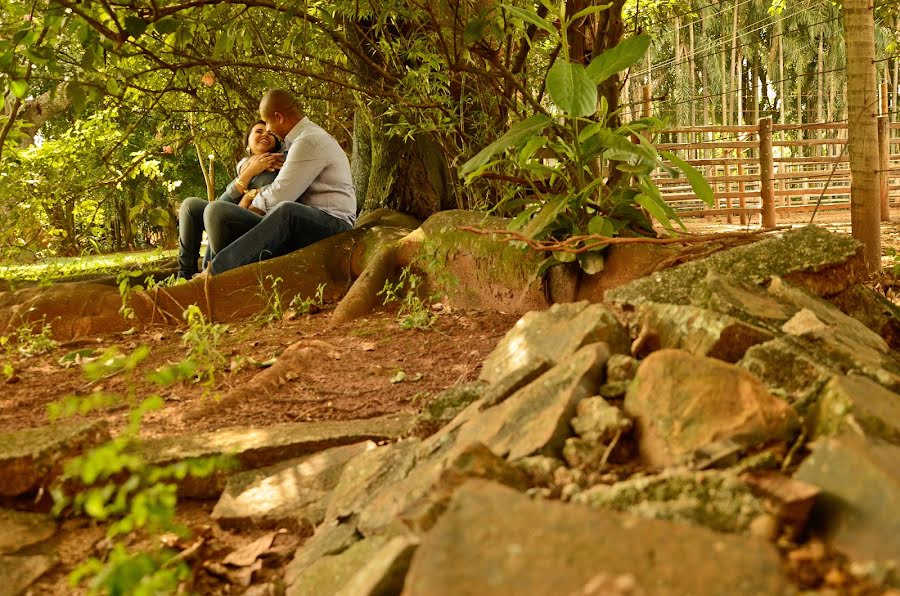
[201,71,216,87]
[359,341,376,352]
[390,370,407,384]
[223,532,277,567]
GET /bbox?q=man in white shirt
[203,89,356,275]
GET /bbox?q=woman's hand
[239,188,259,209]
[240,152,284,179]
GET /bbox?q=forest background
[0,0,895,262]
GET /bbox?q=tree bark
[843,0,882,273]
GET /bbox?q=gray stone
[795,433,900,575]
[830,284,900,350]
[632,302,774,362]
[283,521,360,586]
[739,336,835,396]
[479,301,628,384]
[479,358,552,410]
[325,439,419,523]
[606,225,862,307]
[333,534,418,596]
[286,532,413,596]
[416,383,485,432]
[212,441,374,530]
[570,396,632,444]
[605,354,638,383]
[512,455,564,486]
[562,437,607,469]
[0,510,56,555]
[0,420,109,496]
[808,374,900,445]
[403,480,791,596]
[573,469,767,534]
[140,414,413,497]
[625,349,798,468]
[0,554,54,596]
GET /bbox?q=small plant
[116,270,146,320]
[49,348,231,595]
[181,304,228,388]
[289,283,327,316]
[379,267,437,330]
[885,247,900,277]
[0,312,58,358]
[259,274,285,324]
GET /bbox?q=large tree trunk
[844,0,882,272]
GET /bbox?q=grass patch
[0,249,177,282]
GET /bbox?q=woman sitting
[177,120,284,279]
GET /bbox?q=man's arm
[250,135,328,213]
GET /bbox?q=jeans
[208,201,352,275]
[176,198,263,278]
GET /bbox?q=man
[203,88,356,276]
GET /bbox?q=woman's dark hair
[243,119,282,154]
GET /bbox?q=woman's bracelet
[235,177,247,191]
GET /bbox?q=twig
[599,429,623,470]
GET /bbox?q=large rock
[632,302,773,362]
[283,521,360,586]
[795,433,900,580]
[403,480,791,596]
[212,441,374,530]
[625,349,798,467]
[0,510,56,555]
[606,225,862,307]
[478,302,628,384]
[140,415,413,497]
[0,420,109,496]
[830,284,900,350]
[808,374,900,445]
[573,469,767,534]
[738,336,836,396]
[0,554,54,596]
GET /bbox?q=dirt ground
[5,207,900,594]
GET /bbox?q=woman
[176,120,284,279]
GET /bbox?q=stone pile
[2,225,899,594]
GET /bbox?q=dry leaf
[223,532,277,567]
[201,71,216,87]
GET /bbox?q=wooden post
[844,0,882,272]
[642,85,652,118]
[879,115,891,221]
[881,82,889,116]
[207,155,215,202]
[759,117,776,227]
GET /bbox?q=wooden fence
[653,117,896,225]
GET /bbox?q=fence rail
[654,117,895,225]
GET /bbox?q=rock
[212,441,374,530]
[286,531,415,596]
[325,439,419,523]
[574,469,768,534]
[416,383,485,434]
[404,480,791,595]
[0,420,109,496]
[0,510,56,555]
[781,308,830,337]
[795,433,900,576]
[605,354,638,383]
[830,284,900,350]
[333,534,418,596]
[742,471,820,538]
[739,336,835,396]
[570,396,632,444]
[0,554,54,596]
[808,374,900,445]
[478,302,628,384]
[479,358,551,410]
[512,456,564,486]
[606,225,862,307]
[625,349,798,467]
[140,414,413,497]
[460,343,610,461]
[632,303,773,362]
[562,438,607,469]
[283,522,360,586]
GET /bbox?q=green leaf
[459,113,553,178]
[154,18,179,34]
[569,4,611,23]
[586,34,651,84]
[636,193,684,233]
[588,215,615,237]
[66,83,87,113]
[106,79,120,96]
[546,60,596,117]
[463,15,489,45]
[213,32,235,58]
[577,251,605,274]
[9,79,27,99]
[123,16,147,39]
[522,195,568,239]
[660,150,715,207]
[503,5,557,38]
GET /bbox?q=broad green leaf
[106,79,120,96]
[154,18,179,34]
[123,16,147,39]
[577,251,605,274]
[522,195,568,239]
[660,150,715,207]
[509,204,541,231]
[9,79,27,99]
[569,4,611,23]
[588,215,615,236]
[213,32,235,58]
[459,113,553,177]
[586,34,651,84]
[66,83,86,113]
[546,60,596,117]
[463,15,489,45]
[636,193,684,233]
[503,5,557,38]
[555,250,576,263]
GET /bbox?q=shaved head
[259,89,303,139]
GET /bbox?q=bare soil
[5,207,900,595]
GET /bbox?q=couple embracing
[177,89,356,279]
